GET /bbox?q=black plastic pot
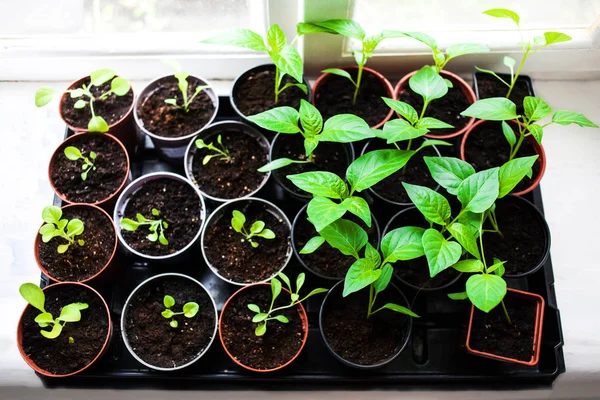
[472,71,535,113]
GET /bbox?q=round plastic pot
[34,203,118,284]
[134,74,219,163]
[319,280,413,369]
[219,283,308,372]
[312,65,394,129]
[466,288,545,366]
[184,120,271,203]
[16,281,112,378]
[48,132,131,210]
[394,70,476,139]
[460,119,547,196]
[121,272,218,371]
[113,171,207,264]
[201,197,293,286]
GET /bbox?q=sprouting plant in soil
[202,24,307,103]
[231,210,275,248]
[247,272,327,336]
[195,134,231,165]
[161,295,199,328]
[121,208,169,245]
[64,146,97,181]
[163,59,210,112]
[35,68,131,132]
[39,206,85,254]
[248,99,374,172]
[19,283,89,339]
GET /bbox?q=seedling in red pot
[231,209,275,248]
[121,208,169,246]
[64,146,97,181]
[39,206,85,254]
[161,295,199,329]
[195,134,231,165]
[163,60,210,113]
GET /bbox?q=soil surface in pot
[314,69,389,127]
[191,131,268,199]
[124,276,215,368]
[137,76,215,138]
[38,206,115,281]
[204,201,291,283]
[469,292,536,361]
[463,121,541,194]
[221,285,304,370]
[322,285,410,366]
[51,134,128,203]
[62,77,134,129]
[400,75,471,135]
[476,74,531,114]
[482,198,546,275]
[121,178,202,257]
[21,284,109,375]
[233,66,307,116]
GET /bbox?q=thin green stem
[367,284,375,318]
[274,66,281,104]
[509,127,527,161]
[352,63,364,105]
[440,209,467,234]
[507,48,530,98]
[501,300,512,325]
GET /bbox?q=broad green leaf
[66,219,84,236]
[202,29,267,52]
[322,68,354,82]
[267,24,287,52]
[343,258,380,297]
[183,302,199,318]
[381,119,428,144]
[164,295,175,308]
[111,77,131,96]
[504,56,516,74]
[247,304,261,313]
[448,292,469,300]
[395,31,438,49]
[277,273,291,293]
[231,210,246,232]
[377,303,420,318]
[90,68,116,86]
[57,304,83,322]
[498,155,539,197]
[320,114,373,143]
[487,259,507,275]
[458,211,482,236]
[73,99,87,109]
[258,158,303,172]
[457,168,500,213]
[552,110,599,128]
[416,117,454,130]
[299,99,323,136]
[347,149,416,192]
[38,223,55,236]
[529,124,544,144]
[409,66,448,103]
[346,196,371,227]
[381,226,426,263]
[447,223,481,259]
[466,274,507,313]
[35,87,56,107]
[250,221,265,234]
[422,229,462,277]
[297,22,338,36]
[272,46,304,83]
[483,8,520,25]
[35,312,54,325]
[300,236,325,254]
[402,182,451,225]
[446,43,489,59]
[42,206,62,224]
[273,315,289,323]
[247,106,300,133]
[41,323,63,339]
[287,171,349,199]
[19,283,45,313]
[307,197,349,232]
[311,19,366,40]
[452,259,484,273]
[304,288,329,298]
[255,323,267,336]
[296,273,305,292]
[271,278,282,300]
[57,244,70,254]
[364,243,381,268]
[461,98,518,121]
[363,33,385,53]
[255,229,275,239]
[543,31,572,45]
[162,309,174,319]
[120,218,139,231]
[320,219,368,259]
[524,96,552,122]
[88,116,109,133]
[252,313,268,323]
[373,263,393,294]
[279,82,308,94]
[501,121,517,147]
[423,156,475,195]
[382,97,418,125]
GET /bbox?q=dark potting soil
[482,198,546,276]
[233,66,308,116]
[463,121,541,194]
[400,75,471,135]
[191,131,268,199]
[137,76,215,138]
[21,284,109,375]
[203,201,291,283]
[476,74,532,114]
[121,178,203,257]
[322,285,410,366]
[221,285,305,370]
[314,70,390,127]
[51,134,128,203]
[38,206,115,281]
[61,77,134,129]
[469,292,537,362]
[124,276,215,368]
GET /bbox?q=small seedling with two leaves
[161,295,199,328]
[64,146,97,181]
[19,283,88,339]
[163,60,210,113]
[121,208,169,245]
[231,210,275,248]
[39,206,85,254]
[35,68,131,133]
[195,134,231,165]
[247,272,327,336]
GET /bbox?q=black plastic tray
[39,96,565,389]
[472,71,536,98]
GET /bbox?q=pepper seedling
[195,134,231,165]
[247,272,327,336]
[121,208,169,245]
[202,24,307,103]
[19,283,89,339]
[64,146,97,181]
[231,210,275,248]
[39,205,85,254]
[163,60,210,113]
[35,68,131,132]
[248,99,374,172]
[161,295,199,328]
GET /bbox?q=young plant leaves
[457,168,500,213]
[409,66,448,104]
[319,219,368,259]
[446,43,490,59]
[422,229,462,277]
[35,87,56,107]
[373,263,393,294]
[461,98,518,121]
[346,149,415,192]
[380,226,426,263]
[307,197,349,232]
[319,114,374,142]
[482,8,520,25]
[202,29,268,52]
[343,258,380,297]
[402,182,451,226]
[501,121,517,147]
[498,155,539,197]
[300,236,325,254]
[308,19,366,40]
[287,171,348,199]
[523,96,552,121]
[382,97,418,125]
[19,283,46,313]
[447,223,481,259]
[551,110,599,127]
[423,156,475,195]
[248,107,300,133]
[465,274,507,313]
[345,196,371,227]
[299,99,323,135]
[453,259,484,273]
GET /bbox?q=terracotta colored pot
[460,119,547,196]
[16,281,113,377]
[48,132,131,210]
[394,70,476,139]
[219,283,309,372]
[466,288,545,366]
[312,66,394,129]
[34,203,118,283]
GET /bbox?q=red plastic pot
[460,119,547,196]
[16,281,113,377]
[394,70,476,139]
[466,288,545,366]
[312,66,394,129]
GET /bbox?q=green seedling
[161,295,199,328]
[195,134,231,165]
[163,60,210,113]
[231,210,275,248]
[35,68,131,133]
[64,146,97,181]
[203,24,307,103]
[248,272,327,336]
[120,208,169,245]
[19,283,88,339]
[248,99,373,172]
[39,205,85,254]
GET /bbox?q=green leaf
[304,288,329,298]
[294,273,305,294]
[322,68,354,82]
[490,259,506,276]
[73,99,87,109]
[373,263,393,295]
[452,259,484,273]
[504,56,516,74]
[183,302,199,318]
[57,304,83,322]
[89,151,97,160]
[88,116,109,133]
[279,82,308,95]
[461,98,518,121]
[277,272,291,291]
[57,244,70,254]
[256,229,275,239]
[346,196,371,227]
[252,313,268,323]
[364,242,381,267]
[543,31,572,45]
[446,43,489,59]
[552,110,599,128]
[498,155,539,198]
[35,87,56,107]
[402,182,451,225]
[381,119,428,143]
[382,97,418,125]
[466,274,507,313]
[250,221,265,234]
[272,46,304,83]
[271,278,282,301]
[202,29,267,52]
[447,223,481,259]
[320,114,373,143]
[39,223,56,236]
[458,211,482,236]
[529,124,544,144]
[423,156,475,196]
[381,226,425,263]
[40,323,63,339]
[395,31,438,49]
[147,231,158,242]
[409,66,448,104]
[231,210,246,232]
[299,99,323,135]
[267,24,287,52]
[457,168,500,213]
[416,139,452,151]
[120,218,139,231]
[66,219,84,237]
[347,149,416,192]
[501,121,517,147]
[378,303,420,318]
[248,106,300,133]
[19,283,45,313]
[163,295,175,308]
[319,219,368,259]
[287,171,348,199]
[42,206,62,224]
[422,229,462,277]
[170,320,178,328]
[258,158,303,172]
[255,323,267,336]
[34,312,54,326]
[416,117,454,130]
[483,8,520,25]
[524,96,552,121]
[448,292,469,300]
[311,19,366,40]
[297,22,338,36]
[307,197,349,232]
[151,208,160,216]
[111,77,131,96]
[90,68,116,86]
[300,236,325,254]
[69,88,85,98]
[247,303,261,313]
[304,137,319,157]
[161,309,174,318]
[273,315,289,323]
[343,258,381,297]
